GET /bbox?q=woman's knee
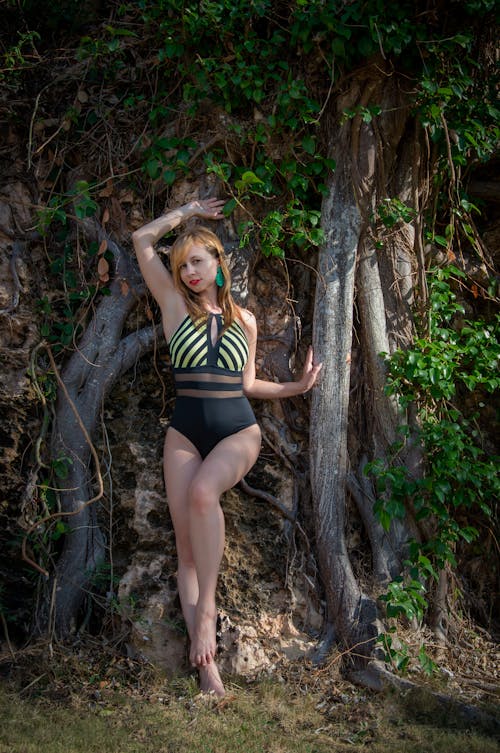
[188,477,218,515]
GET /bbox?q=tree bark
[310,67,424,660]
[36,228,159,636]
[310,110,379,657]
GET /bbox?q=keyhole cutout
[209,314,219,348]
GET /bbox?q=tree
[34,222,160,634]
[2,0,498,683]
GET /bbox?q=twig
[311,636,379,673]
[238,477,296,522]
[0,612,16,661]
[19,674,47,695]
[0,241,25,314]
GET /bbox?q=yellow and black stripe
[169,314,249,372]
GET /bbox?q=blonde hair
[170,227,241,332]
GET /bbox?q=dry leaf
[119,190,134,204]
[145,305,153,320]
[120,280,130,297]
[77,89,89,103]
[99,179,114,198]
[98,257,109,277]
[98,239,108,256]
[102,207,110,225]
[447,248,456,262]
[471,284,479,298]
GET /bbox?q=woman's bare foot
[190,607,217,667]
[198,661,225,698]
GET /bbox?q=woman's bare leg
[165,431,225,696]
[187,424,261,670]
[163,429,202,640]
[164,423,261,696]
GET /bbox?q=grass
[0,673,498,753]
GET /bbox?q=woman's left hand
[297,346,323,393]
[184,197,226,221]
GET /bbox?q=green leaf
[240,170,264,185]
[223,198,237,216]
[145,159,160,179]
[434,235,448,247]
[162,169,177,185]
[53,456,73,480]
[302,135,316,155]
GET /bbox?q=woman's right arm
[131,198,225,309]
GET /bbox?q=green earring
[215,267,224,287]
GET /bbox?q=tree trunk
[310,65,425,660]
[310,108,379,657]
[36,229,159,636]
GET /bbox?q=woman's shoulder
[235,307,257,345]
[237,307,256,328]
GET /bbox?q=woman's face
[178,243,219,294]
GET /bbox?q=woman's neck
[198,289,221,313]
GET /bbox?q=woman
[132,197,322,696]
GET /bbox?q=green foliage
[377,629,411,673]
[71,180,99,219]
[0,30,40,89]
[25,0,496,264]
[377,629,438,676]
[36,181,107,351]
[76,26,138,80]
[380,577,428,622]
[377,198,416,229]
[205,152,328,256]
[413,19,499,262]
[141,136,197,184]
[125,0,497,264]
[341,104,382,124]
[368,267,499,650]
[52,455,73,481]
[37,181,98,234]
[385,267,499,407]
[417,32,499,166]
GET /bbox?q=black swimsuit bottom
[168,314,257,459]
[170,366,257,459]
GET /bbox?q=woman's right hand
[184,197,226,221]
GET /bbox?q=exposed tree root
[308,622,337,666]
[238,477,296,522]
[349,659,500,735]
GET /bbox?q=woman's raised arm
[131,198,226,308]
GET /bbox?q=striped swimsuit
[168,313,257,458]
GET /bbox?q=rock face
[107,361,323,678]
